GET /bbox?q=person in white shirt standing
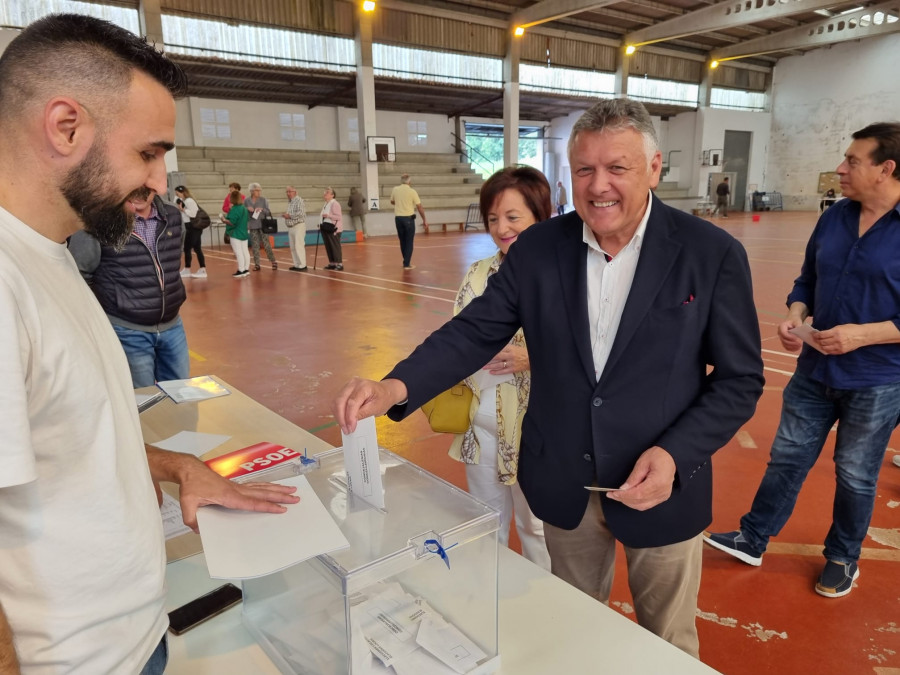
[0,15,299,674]
[282,185,307,272]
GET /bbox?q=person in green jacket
[224,190,250,277]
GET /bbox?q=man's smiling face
[571,127,661,247]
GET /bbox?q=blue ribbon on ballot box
[424,539,459,570]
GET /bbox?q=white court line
[332,269,457,293]
[762,348,798,358]
[764,366,795,377]
[200,250,455,302]
[201,249,458,295]
[290,272,455,303]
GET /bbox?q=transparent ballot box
[241,447,501,674]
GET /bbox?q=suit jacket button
[583,453,592,461]
[592,397,603,407]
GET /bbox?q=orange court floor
[178,210,900,675]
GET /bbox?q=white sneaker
[180,268,191,277]
[191,268,207,278]
[893,454,900,468]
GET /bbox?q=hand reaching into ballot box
[334,377,409,434]
[145,446,300,531]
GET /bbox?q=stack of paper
[196,474,349,579]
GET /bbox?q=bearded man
[0,15,298,674]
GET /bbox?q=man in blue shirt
[705,122,900,598]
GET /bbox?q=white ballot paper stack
[355,582,487,674]
[341,416,386,510]
[196,474,349,579]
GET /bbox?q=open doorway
[462,122,544,178]
[722,130,752,211]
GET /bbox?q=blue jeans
[139,635,168,675]
[395,215,415,266]
[740,371,900,564]
[113,317,190,388]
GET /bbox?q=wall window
[407,121,427,147]
[711,88,767,112]
[200,108,231,139]
[628,77,699,107]
[348,118,359,145]
[1,0,139,32]
[279,113,306,141]
[520,64,615,98]
[162,14,355,72]
[374,44,500,87]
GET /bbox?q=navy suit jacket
[387,195,764,547]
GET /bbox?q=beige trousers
[543,491,703,658]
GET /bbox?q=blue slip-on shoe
[703,530,764,566]
[815,560,859,598]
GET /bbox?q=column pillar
[355,7,380,214]
[138,0,164,46]
[698,63,713,108]
[502,31,521,168]
[615,47,630,97]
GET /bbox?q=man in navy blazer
[335,99,764,656]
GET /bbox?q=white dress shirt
[584,192,653,381]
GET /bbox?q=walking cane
[313,226,321,270]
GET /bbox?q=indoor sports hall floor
[177,209,900,675]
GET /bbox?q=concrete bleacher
[174,147,483,237]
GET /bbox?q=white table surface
[146,378,719,674]
[165,546,719,675]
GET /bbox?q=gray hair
[248,182,261,191]
[567,98,659,162]
[400,174,411,184]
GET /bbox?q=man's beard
[62,143,148,251]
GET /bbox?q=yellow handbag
[420,383,473,434]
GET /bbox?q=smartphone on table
[167,583,243,635]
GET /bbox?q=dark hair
[852,123,900,180]
[479,166,553,230]
[229,190,243,206]
[175,185,192,198]
[229,182,241,191]
[0,14,187,124]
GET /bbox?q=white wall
[692,108,771,201]
[547,110,583,207]
[375,110,454,154]
[665,112,696,190]
[178,97,338,151]
[767,33,900,209]
[0,27,18,54]
[174,96,458,156]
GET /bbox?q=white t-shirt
[182,196,199,224]
[0,206,167,673]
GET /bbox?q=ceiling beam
[625,0,848,47]
[510,0,619,29]
[308,81,358,110]
[711,0,900,61]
